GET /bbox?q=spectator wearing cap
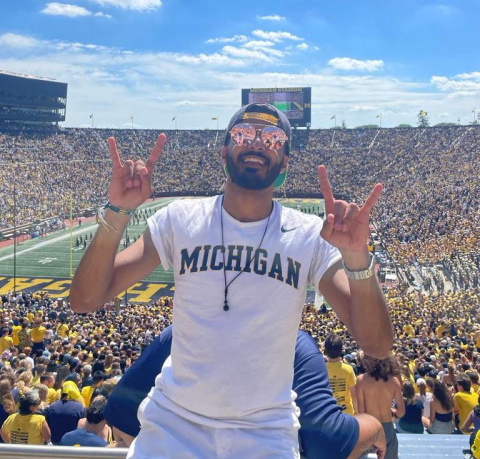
[44,385,85,444]
[81,371,105,408]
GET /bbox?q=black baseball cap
[225,103,292,188]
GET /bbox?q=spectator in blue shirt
[60,396,109,447]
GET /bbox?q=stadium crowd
[0,282,476,450]
[0,124,479,454]
[1,125,478,287]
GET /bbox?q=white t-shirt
[147,196,341,425]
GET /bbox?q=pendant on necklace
[223,300,229,312]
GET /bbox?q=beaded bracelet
[105,201,136,217]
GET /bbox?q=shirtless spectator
[356,354,405,459]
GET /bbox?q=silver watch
[342,253,375,280]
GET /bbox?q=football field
[0,197,324,301]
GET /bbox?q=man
[45,385,85,444]
[356,354,405,459]
[40,372,57,405]
[60,396,110,447]
[105,325,386,458]
[454,374,478,432]
[29,319,46,355]
[81,371,105,408]
[71,103,393,458]
[325,333,358,415]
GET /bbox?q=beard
[226,151,283,190]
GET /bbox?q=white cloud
[328,57,384,72]
[206,35,248,44]
[455,72,480,81]
[175,100,197,107]
[252,30,303,42]
[297,43,308,50]
[175,52,243,66]
[0,32,474,129]
[42,3,93,17]
[94,12,112,18]
[243,40,275,49]
[431,75,480,92]
[89,0,162,11]
[349,105,379,112]
[257,15,285,21]
[222,46,272,61]
[0,33,41,49]
[241,41,285,58]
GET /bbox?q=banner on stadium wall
[0,276,175,303]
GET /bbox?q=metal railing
[0,444,128,458]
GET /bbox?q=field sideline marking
[0,225,95,262]
[0,198,176,263]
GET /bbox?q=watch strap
[342,253,375,280]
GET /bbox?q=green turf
[0,198,324,283]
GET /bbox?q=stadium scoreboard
[241,87,311,128]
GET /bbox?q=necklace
[220,195,273,311]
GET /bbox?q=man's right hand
[107,133,167,211]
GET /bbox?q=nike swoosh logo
[281,225,300,233]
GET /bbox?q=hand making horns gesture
[107,134,167,211]
[318,165,383,253]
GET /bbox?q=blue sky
[1,0,479,128]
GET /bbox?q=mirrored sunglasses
[229,123,288,151]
